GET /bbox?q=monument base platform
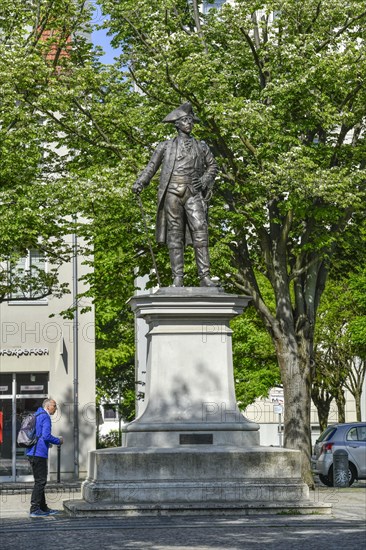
[63,446,331,516]
[63,500,330,517]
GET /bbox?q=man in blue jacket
[27,398,64,517]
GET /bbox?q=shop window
[16,373,49,396]
[0,372,48,479]
[0,374,12,395]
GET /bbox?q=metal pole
[118,384,122,447]
[57,445,61,483]
[11,374,16,481]
[72,224,79,479]
[136,195,161,287]
[278,413,282,447]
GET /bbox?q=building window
[9,249,48,301]
[103,404,117,421]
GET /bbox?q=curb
[0,482,82,495]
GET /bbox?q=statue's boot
[200,273,217,287]
[168,231,185,287]
[192,231,217,287]
[169,248,184,287]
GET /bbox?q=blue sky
[92,25,121,64]
[91,3,121,64]
[92,29,117,63]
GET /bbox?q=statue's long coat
[136,136,218,245]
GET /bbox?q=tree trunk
[354,390,362,421]
[311,387,333,432]
[344,359,366,422]
[335,388,346,422]
[276,335,313,485]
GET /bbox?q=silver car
[311,422,366,486]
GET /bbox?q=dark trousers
[165,187,208,235]
[29,457,48,512]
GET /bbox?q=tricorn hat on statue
[162,101,200,123]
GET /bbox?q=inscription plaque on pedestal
[179,434,213,445]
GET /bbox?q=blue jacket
[26,407,61,458]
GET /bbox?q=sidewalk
[0,481,365,549]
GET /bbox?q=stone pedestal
[124,287,259,447]
[64,288,330,516]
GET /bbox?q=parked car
[311,422,366,486]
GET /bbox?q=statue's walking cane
[136,194,162,287]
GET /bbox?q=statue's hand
[200,174,212,192]
[192,176,202,193]
[132,182,143,195]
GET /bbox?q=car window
[318,426,337,442]
[346,427,359,441]
[357,426,366,441]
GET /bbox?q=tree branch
[239,134,258,157]
[239,27,267,89]
[21,100,103,148]
[234,270,281,341]
[305,1,322,34]
[191,0,208,54]
[121,14,159,55]
[339,81,363,110]
[72,98,124,160]
[316,10,366,52]
[128,67,176,109]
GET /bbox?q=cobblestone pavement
[0,482,365,550]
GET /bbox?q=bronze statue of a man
[132,102,218,287]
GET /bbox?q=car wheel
[328,464,356,487]
[347,465,356,487]
[319,474,333,487]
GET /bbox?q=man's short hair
[42,398,55,408]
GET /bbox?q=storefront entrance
[0,372,48,481]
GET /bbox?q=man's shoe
[44,508,60,515]
[30,509,49,518]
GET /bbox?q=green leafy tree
[233,275,279,408]
[0,1,139,419]
[0,0,97,299]
[85,0,366,480]
[313,280,353,429]
[6,1,366,480]
[349,268,366,359]
[313,275,366,428]
[347,269,366,420]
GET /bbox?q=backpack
[17,411,45,448]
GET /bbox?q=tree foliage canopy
[0,0,97,299]
[2,0,366,475]
[96,0,366,471]
[313,274,366,427]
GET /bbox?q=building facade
[0,241,96,482]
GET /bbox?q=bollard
[57,445,61,483]
[333,449,349,487]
